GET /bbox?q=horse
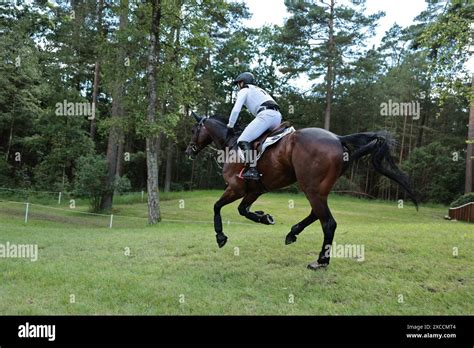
[185,112,418,270]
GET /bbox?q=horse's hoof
[307,261,328,270]
[285,233,297,245]
[216,234,228,248]
[261,214,275,225]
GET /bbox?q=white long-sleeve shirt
[227,84,276,128]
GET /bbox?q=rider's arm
[227,88,249,128]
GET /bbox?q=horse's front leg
[285,211,318,245]
[214,187,244,248]
[237,192,274,225]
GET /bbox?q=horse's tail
[337,130,418,210]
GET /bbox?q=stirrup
[242,167,260,180]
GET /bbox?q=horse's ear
[191,111,203,123]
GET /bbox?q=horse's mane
[208,115,228,125]
[208,115,246,133]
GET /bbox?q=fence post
[109,214,114,229]
[24,203,29,224]
[58,192,62,205]
[141,190,144,202]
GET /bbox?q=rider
[227,72,282,180]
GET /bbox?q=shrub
[73,155,107,212]
[114,175,131,194]
[333,175,361,192]
[0,156,14,188]
[403,142,465,204]
[170,182,184,191]
[450,193,474,208]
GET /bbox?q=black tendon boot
[238,141,260,180]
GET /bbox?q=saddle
[235,121,295,182]
[252,121,292,152]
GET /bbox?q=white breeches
[237,109,282,143]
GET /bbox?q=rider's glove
[226,125,234,142]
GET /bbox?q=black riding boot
[238,141,260,180]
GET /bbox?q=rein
[192,116,243,172]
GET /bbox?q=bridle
[188,117,224,171]
[189,117,207,156]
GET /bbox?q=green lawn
[0,191,472,315]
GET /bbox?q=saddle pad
[257,126,296,160]
[238,126,296,162]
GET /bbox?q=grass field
[0,190,472,315]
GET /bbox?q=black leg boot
[238,141,260,181]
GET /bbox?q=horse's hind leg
[238,192,275,225]
[285,211,318,245]
[306,193,337,270]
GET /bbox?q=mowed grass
[0,191,472,315]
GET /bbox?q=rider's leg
[237,110,282,180]
[238,110,282,143]
[265,109,282,131]
[237,140,260,180]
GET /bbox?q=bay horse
[185,113,418,270]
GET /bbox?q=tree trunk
[116,141,124,177]
[99,0,127,211]
[101,140,120,210]
[399,114,408,165]
[146,0,162,224]
[5,116,14,161]
[323,0,335,131]
[190,160,195,191]
[71,0,84,91]
[174,145,180,183]
[416,106,427,148]
[164,141,173,192]
[159,1,182,194]
[408,115,414,156]
[100,81,124,210]
[90,0,104,140]
[146,137,160,223]
[90,61,100,139]
[465,74,474,193]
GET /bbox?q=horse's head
[185,112,213,159]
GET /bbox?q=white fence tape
[0,199,256,227]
